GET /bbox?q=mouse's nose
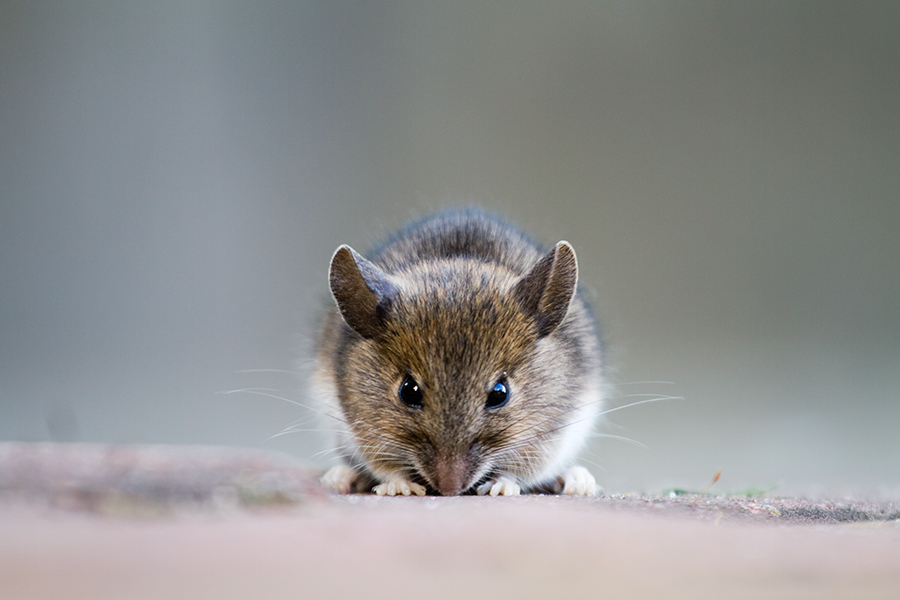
[433,454,469,496]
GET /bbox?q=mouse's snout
[427,450,477,496]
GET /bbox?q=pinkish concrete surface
[1,443,898,599]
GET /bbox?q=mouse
[314,208,604,496]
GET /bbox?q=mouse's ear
[329,245,398,339]
[512,241,578,337]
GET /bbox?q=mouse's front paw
[372,479,427,496]
[321,465,360,494]
[476,476,521,496]
[558,465,597,496]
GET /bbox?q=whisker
[571,455,608,472]
[217,388,348,425]
[311,448,335,459]
[609,392,680,398]
[490,392,677,458]
[265,427,347,441]
[597,395,682,417]
[590,433,648,449]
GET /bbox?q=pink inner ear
[329,245,397,339]
[512,242,578,337]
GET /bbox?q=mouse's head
[328,241,589,494]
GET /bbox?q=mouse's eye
[398,375,424,408]
[485,378,509,409]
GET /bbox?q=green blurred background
[1,1,897,496]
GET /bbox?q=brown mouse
[315,209,604,496]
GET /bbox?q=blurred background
[1,1,897,496]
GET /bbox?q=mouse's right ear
[512,241,578,338]
[329,245,398,339]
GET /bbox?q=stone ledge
[1,442,896,523]
[0,442,324,516]
[1,443,898,599]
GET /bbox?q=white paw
[372,479,427,496]
[559,466,597,496]
[476,476,521,496]
[321,465,361,494]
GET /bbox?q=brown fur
[315,209,603,495]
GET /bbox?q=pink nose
[434,456,468,496]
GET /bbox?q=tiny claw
[373,479,427,497]
[321,465,359,494]
[559,466,597,496]
[476,477,520,496]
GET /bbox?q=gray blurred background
[1,1,897,496]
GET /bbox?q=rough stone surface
[1,443,898,599]
[0,442,324,515]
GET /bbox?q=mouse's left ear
[512,241,578,337]
[329,245,398,339]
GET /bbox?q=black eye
[486,378,509,409]
[398,376,423,408]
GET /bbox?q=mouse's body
[314,209,604,496]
